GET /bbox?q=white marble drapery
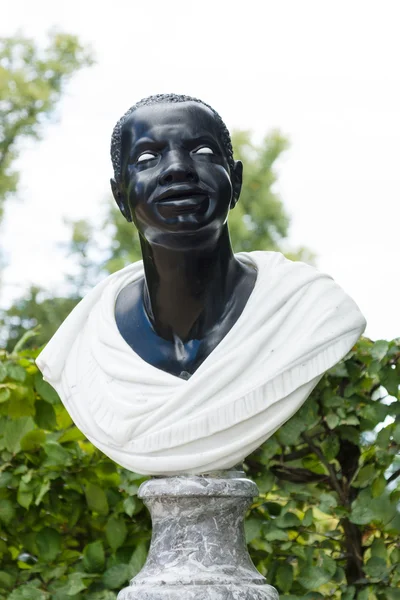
[36,252,366,475]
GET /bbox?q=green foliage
[0,32,93,220]
[246,337,400,598]
[229,130,290,252]
[0,287,79,351]
[0,346,151,599]
[0,339,399,598]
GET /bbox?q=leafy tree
[0,338,399,599]
[246,337,400,598]
[0,287,79,351]
[0,31,94,346]
[0,31,93,220]
[229,130,290,252]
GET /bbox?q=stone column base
[118,471,278,600]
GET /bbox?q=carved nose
[158,162,198,186]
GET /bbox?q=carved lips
[154,185,209,218]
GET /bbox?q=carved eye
[137,152,157,163]
[193,146,214,155]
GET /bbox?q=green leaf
[318,492,337,513]
[58,426,86,443]
[276,563,293,593]
[0,498,15,525]
[20,428,45,451]
[35,480,50,506]
[257,437,280,463]
[85,483,109,515]
[106,516,127,551]
[297,554,336,590]
[321,434,340,460]
[0,386,11,403]
[381,366,400,397]
[0,570,15,589]
[0,362,7,382]
[277,415,306,445]
[364,556,388,579]
[102,564,131,589]
[7,363,26,382]
[338,425,360,444]
[36,526,62,561]
[4,416,35,453]
[0,471,13,488]
[302,508,313,527]
[43,441,70,465]
[392,422,400,444]
[370,538,387,560]
[57,572,88,595]
[352,464,376,488]
[56,405,73,429]
[371,474,386,498]
[275,512,301,528]
[40,564,66,583]
[123,496,141,517]
[245,517,262,543]
[384,590,400,600]
[8,384,35,417]
[8,586,47,600]
[95,461,120,486]
[326,413,340,429]
[371,340,389,360]
[264,526,289,541]
[349,501,375,525]
[360,401,390,424]
[129,542,147,577]
[341,586,356,600]
[255,471,275,493]
[17,489,33,509]
[329,362,348,377]
[34,400,56,430]
[83,540,105,573]
[34,371,60,404]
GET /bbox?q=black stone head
[109,94,243,247]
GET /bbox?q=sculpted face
[111,102,242,246]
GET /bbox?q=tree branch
[301,432,347,505]
[387,467,400,484]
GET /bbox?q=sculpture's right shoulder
[35,260,144,385]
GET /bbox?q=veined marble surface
[118,472,278,600]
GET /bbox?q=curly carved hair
[110,93,235,182]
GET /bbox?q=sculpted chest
[114,269,257,379]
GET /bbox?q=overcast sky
[1,0,399,340]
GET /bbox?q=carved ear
[230,160,243,209]
[110,178,132,222]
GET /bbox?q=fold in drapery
[36,252,366,475]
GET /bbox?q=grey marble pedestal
[118,470,278,600]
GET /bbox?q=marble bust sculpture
[36,94,366,476]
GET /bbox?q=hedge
[0,337,399,599]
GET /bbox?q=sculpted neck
[139,226,239,342]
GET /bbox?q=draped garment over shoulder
[36,252,366,475]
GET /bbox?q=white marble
[36,251,366,475]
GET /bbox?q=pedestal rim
[138,472,258,498]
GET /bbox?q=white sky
[1,0,399,340]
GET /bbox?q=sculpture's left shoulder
[247,250,367,340]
